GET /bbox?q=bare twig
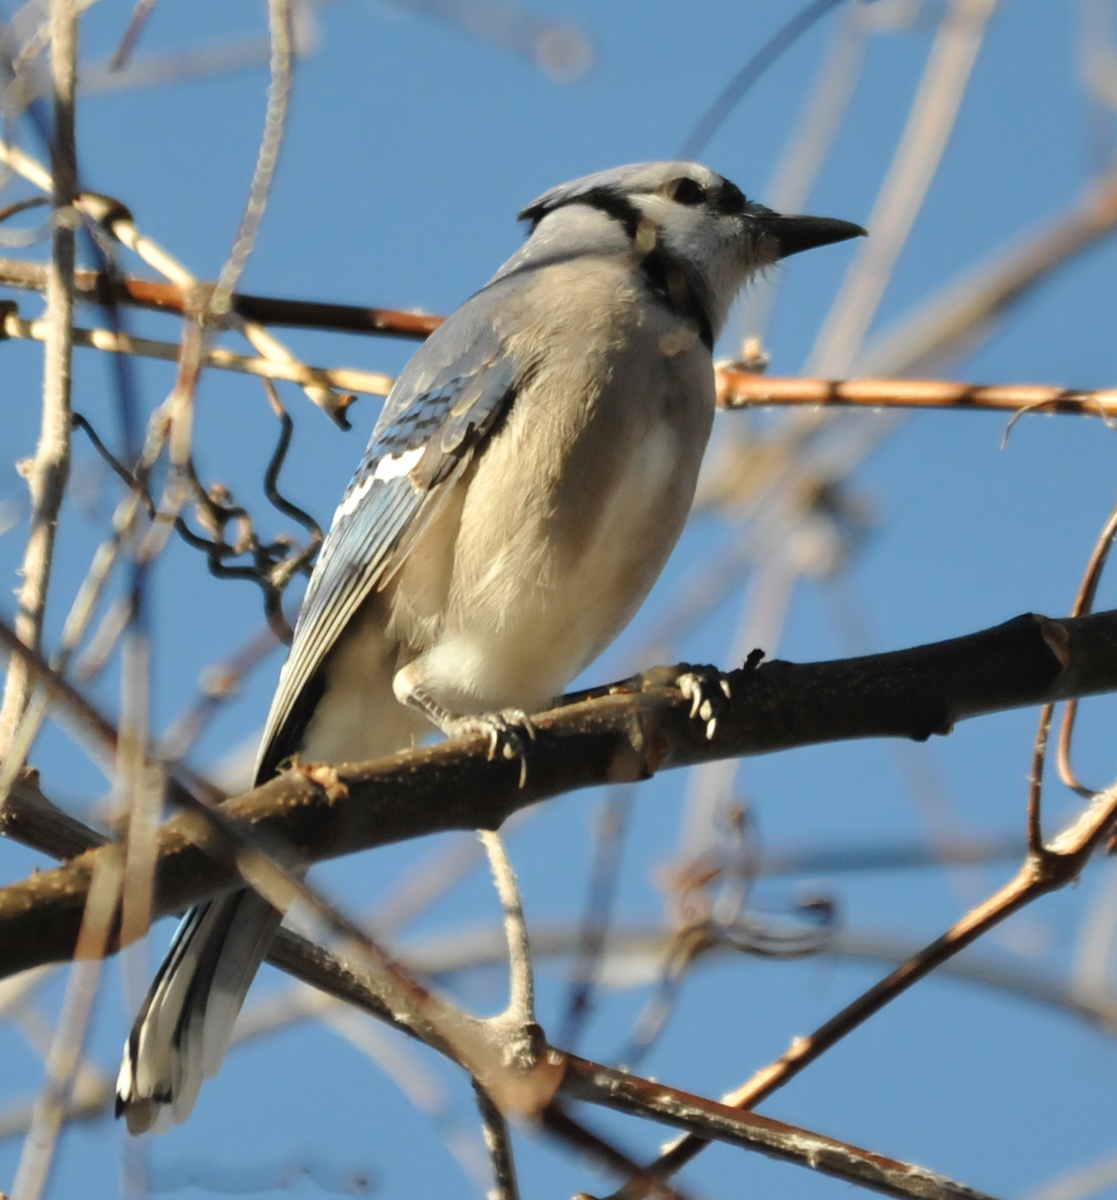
[609,776,1117,1197]
[539,1105,691,1200]
[563,1056,1000,1200]
[558,786,632,1050]
[0,7,77,756]
[1025,1149,1117,1200]
[0,303,394,397]
[10,844,122,1200]
[474,1083,521,1200]
[1030,492,1117,859]
[737,0,869,351]
[806,0,1000,375]
[678,0,847,160]
[106,0,159,72]
[158,622,281,760]
[73,390,321,643]
[479,829,536,1031]
[208,0,291,318]
[1056,494,1117,798]
[9,95,118,1145]
[0,257,443,338]
[859,164,1117,376]
[16,299,1117,427]
[716,371,1117,420]
[0,141,357,422]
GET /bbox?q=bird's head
[518,161,865,343]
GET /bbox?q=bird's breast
[400,258,717,714]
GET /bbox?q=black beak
[757,212,867,260]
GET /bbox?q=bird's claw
[446,709,535,785]
[676,665,732,741]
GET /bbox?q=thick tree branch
[0,609,1115,977]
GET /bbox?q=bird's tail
[115,889,284,1134]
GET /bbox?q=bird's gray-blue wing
[255,290,521,778]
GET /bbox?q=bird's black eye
[670,177,705,206]
[717,181,747,215]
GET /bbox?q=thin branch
[10,845,122,1200]
[558,786,633,1050]
[806,0,1000,375]
[1025,1149,1117,1200]
[106,0,159,72]
[0,8,77,756]
[562,1056,1000,1200]
[858,164,1117,376]
[473,1084,521,1200]
[73,395,321,644]
[737,0,868,352]
[1057,493,1117,797]
[14,297,1117,428]
[9,252,1117,423]
[0,257,442,338]
[539,1105,691,1200]
[208,0,291,318]
[678,0,847,161]
[716,371,1117,420]
[0,141,357,422]
[1,302,394,398]
[479,830,535,1030]
[157,621,281,760]
[609,782,1117,1197]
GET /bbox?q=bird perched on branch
[116,161,864,1132]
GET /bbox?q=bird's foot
[676,663,733,740]
[395,681,535,782]
[444,709,536,775]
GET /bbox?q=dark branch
[1,609,1116,978]
[0,258,443,340]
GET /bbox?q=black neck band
[531,191,716,351]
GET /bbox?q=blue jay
[116,161,863,1132]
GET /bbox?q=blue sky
[3,1,1117,1198]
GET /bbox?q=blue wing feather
[255,285,522,776]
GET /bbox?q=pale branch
[0,303,395,402]
[716,370,1117,421]
[0,51,78,756]
[207,0,293,318]
[0,609,1116,976]
[560,1057,999,1200]
[805,0,999,378]
[9,11,89,1195]
[473,1084,521,1200]
[858,164,1117,376]
[0,140,357,422]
